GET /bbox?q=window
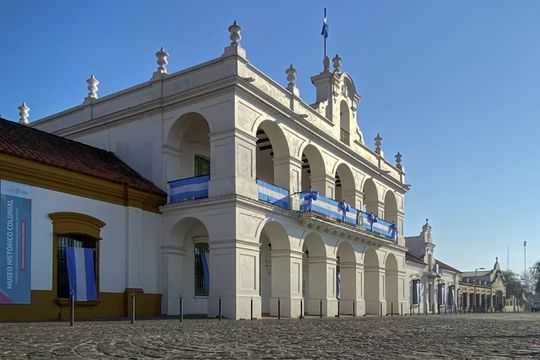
[194,155,210,176]
[194,242,209,296]
[57,234,97,298]
[49,212,105,301]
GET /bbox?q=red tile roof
[0,117,165,196]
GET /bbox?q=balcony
[293,191,397,242]
[168,175,209,204]
[256,178,289,210]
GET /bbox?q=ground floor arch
[162,217,211,316]
[385,253,399,315]
[364,248,381,315]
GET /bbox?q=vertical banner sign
[0,180,32,304]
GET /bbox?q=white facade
[29,186,161,294]
[32,22,411,319]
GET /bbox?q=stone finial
[395,152,403,170]
[286,64,297,89]
[156,47,169,74]
[374,133,383,155]
[422,218,432,234]
[228,20,242,46]
[18,102,30,125]
[332,54,342,73]
[85,75,99,102]
[223,20,246,58]
[323,56,330,72]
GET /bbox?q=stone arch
[300,144,326,193]
[165,112,211,183]
[334,163,355,204]
[385,253,399,315]
[164,216,211,316]
[336,240,357,315]
[258,220,291,316]
[364,248,380,315]
[362,178,379,215]
[255,120,291,189]
[384,190,398,224]
[302,232,327,315]
[339,100,350,145]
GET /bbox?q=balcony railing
[358,211,397,240]
[294,191,397,242]
[168,175,209,204]
[296,191,358,226]
[257,179,289,210]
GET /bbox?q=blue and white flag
[66,247,97,301]
[200,251,210,291]
[321,8,329,38]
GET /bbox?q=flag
[66,247,97,301]
[200,251,210,291]
[321,8,329,38]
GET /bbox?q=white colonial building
[1,22,450,320]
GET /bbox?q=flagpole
[323,8,327,59]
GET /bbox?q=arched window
[49,212,105,300]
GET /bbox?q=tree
[532,260,540,294]
[503,270,526,298]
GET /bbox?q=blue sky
[1,1,539,274]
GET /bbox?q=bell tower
[310,55,364,145]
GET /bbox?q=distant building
[460,259,506,312]
[405,220,460,314]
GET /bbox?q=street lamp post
[474,267,485,313]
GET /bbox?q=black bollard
[353,301,356,318]
[401,303,403,316]
[278,298,281,320]
[410,304,412,316]
[131,291,136,324]
[337,301,340,318]
[300,299,304,319]
[391,302,394,317]
[380,303,383,317]
[250,298,253,320]
[319,300,323,318]
[70,291,75,326]
[218,297,222,321]
[180,296,183,322]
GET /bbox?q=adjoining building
[459,259,506,312]
[405,220,460,314]
[0,21,506,321]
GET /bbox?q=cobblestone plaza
[1,313,539,359]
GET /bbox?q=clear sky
[1,1,539,274]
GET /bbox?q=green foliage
[502,270,526,297]
[533,260,540,294]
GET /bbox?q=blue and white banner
[257,179,289,210]
[169,175,209,203]
[200,251,209,291]
[0,180,31,304]
[66,247,97,301]
[412,279,421,305]
[358,212,397,240]
[299,192,357,225]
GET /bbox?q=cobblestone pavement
[1,313,540,359]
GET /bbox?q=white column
[306,256,338,316]
[161,245,185,315]
[270,249,303,318]
[339,262,365,315]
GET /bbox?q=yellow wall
[0,289,161,322]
